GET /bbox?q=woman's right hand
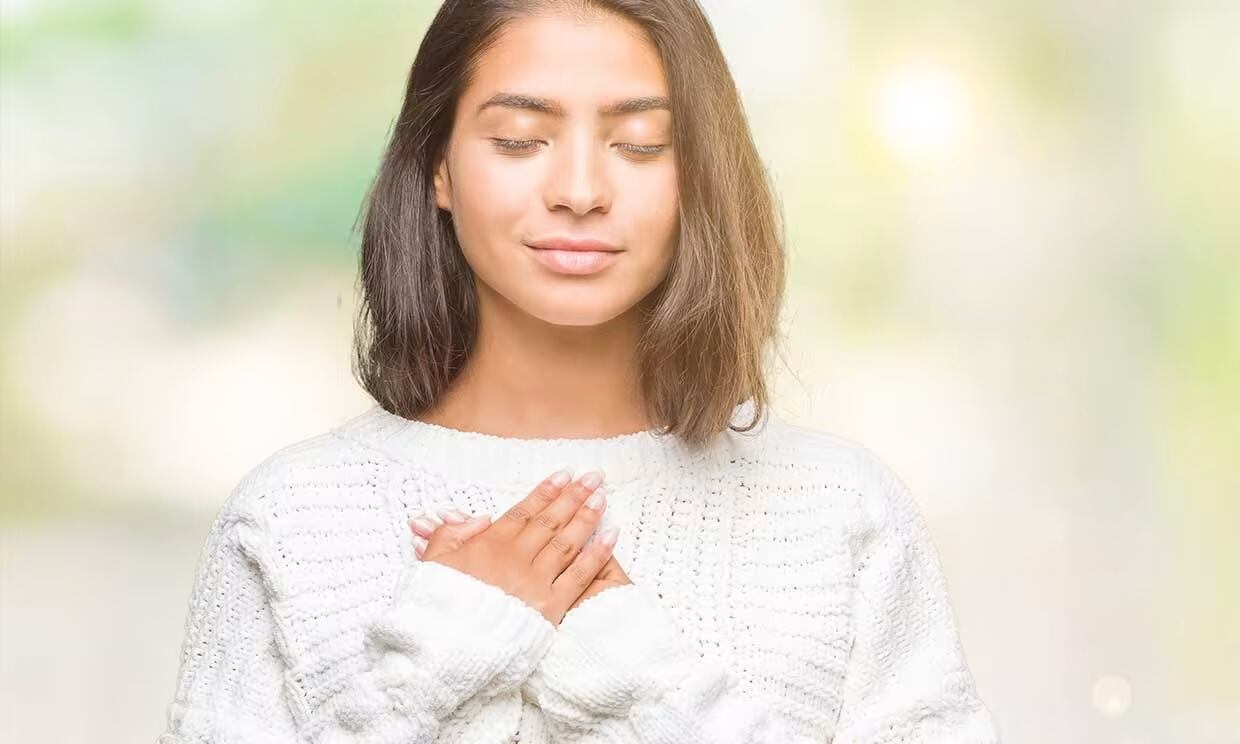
[411,469,620,626]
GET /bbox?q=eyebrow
[475,92,671,118]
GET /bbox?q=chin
[482,272,653,328]
[526,302,630,328]
[511,287,640,327]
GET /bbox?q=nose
[543,129,612,216]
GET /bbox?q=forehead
[464,12,669,115]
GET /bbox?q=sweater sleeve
[521,451,1000,744]
[829,454,999,744]
[157,516,300,743]
[158,512,557,744]
[320,558,557,742]
[521,581,815,743]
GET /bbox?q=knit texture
[157,401,1000,743]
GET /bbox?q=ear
[433,154,453,212]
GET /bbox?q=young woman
[159,2,1000,742]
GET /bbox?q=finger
[595,553,631,583]
[488,468,574,540]
[436,507,472,525]
[514,470,604,559]
[550,525,620,605]
[531,482,607,575]
[409,514,439,539]
[592,553,621,579]
[422,514,492,561]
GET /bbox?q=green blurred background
[1,1,1236,742]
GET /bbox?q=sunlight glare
[877,64,970,160]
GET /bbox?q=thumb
[421,514,491,560]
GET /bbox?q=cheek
[631,167,680,255]
[449,149,525,254]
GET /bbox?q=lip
[526,236,623,252]
[524,236,623,276]
[525,245,620,276]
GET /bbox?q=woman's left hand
[410,508,632,612]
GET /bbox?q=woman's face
[434,11,679,327]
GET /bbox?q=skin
[412,10,681,613]
[426,9,679,439]
[412,473,631,620]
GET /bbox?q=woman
[159,1,1000,742]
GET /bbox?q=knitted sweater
[157,402,1000,743]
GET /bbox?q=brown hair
[351,0,788,449]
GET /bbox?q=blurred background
[1,1,1236,742]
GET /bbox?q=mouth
[526,236,623,253]
[524,243,622,276]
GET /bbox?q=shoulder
[195,407,402,601]
[769,416,879,472]
[739,409,891,489]
[749,411,923,541]
[220,406,396,529]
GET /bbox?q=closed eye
[490,138,667,157]
[491,137,541,153]
[617,143,667,156]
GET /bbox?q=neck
[420,284,650,439]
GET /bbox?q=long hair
[351,0,788,448]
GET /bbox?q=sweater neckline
[332,403,756,491]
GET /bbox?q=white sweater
[157,402,1000,743]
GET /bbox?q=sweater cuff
[330,559,556,734]
[523,583,700,719]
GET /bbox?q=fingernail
[549,468,573,487]
[598,526,620,546]
[410,517,436,534]
[585,487,606,510]
[437,508,469,524]
[579,469,604,489]
[414,511,443,526]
